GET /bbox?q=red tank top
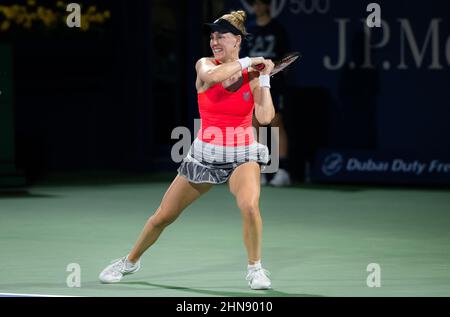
[197,65,255,147]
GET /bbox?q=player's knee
[237,198,259,218]
[150,210,176,229]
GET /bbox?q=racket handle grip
[255,64,265,71]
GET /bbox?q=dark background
[1,0,449,185]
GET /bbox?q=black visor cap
[204,18,249,39]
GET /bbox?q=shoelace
[246,268,271,281]
[110,257,127,272]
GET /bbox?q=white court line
[0,292,80,297]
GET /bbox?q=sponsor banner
[313,149,450,185]
[224,0,450,159]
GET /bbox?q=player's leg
[229,162,262,263]
[99,175,212,283]
[228,162,271,289]
[128,175,213,262]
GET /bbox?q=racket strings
[271,54,300,76]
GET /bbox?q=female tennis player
[99,10,275,290]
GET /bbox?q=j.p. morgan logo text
[322,154,450,176]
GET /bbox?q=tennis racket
[255,52,301,77]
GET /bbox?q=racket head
[253,52,301,76]
[270,52,301,76]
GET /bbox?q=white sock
[248,260,262,271]
[125,255,137,267]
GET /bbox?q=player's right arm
[195,57,266,90]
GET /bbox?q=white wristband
[259,75,271,88]
[238,57,251,70]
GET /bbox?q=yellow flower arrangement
[0,1,111,32]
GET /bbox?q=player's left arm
[249,61,275,125]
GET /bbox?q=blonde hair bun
[231,10,247,24]
[222,10,248,36]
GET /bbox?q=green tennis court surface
[1,178,450,297]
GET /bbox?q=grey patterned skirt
[177,138,269,184]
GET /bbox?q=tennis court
[1,176,449,297]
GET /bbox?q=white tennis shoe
[99,256,140,283]
[246,267,272,290]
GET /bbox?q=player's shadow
[120,281,323,297]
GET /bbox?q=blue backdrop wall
[223,0,450,184]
